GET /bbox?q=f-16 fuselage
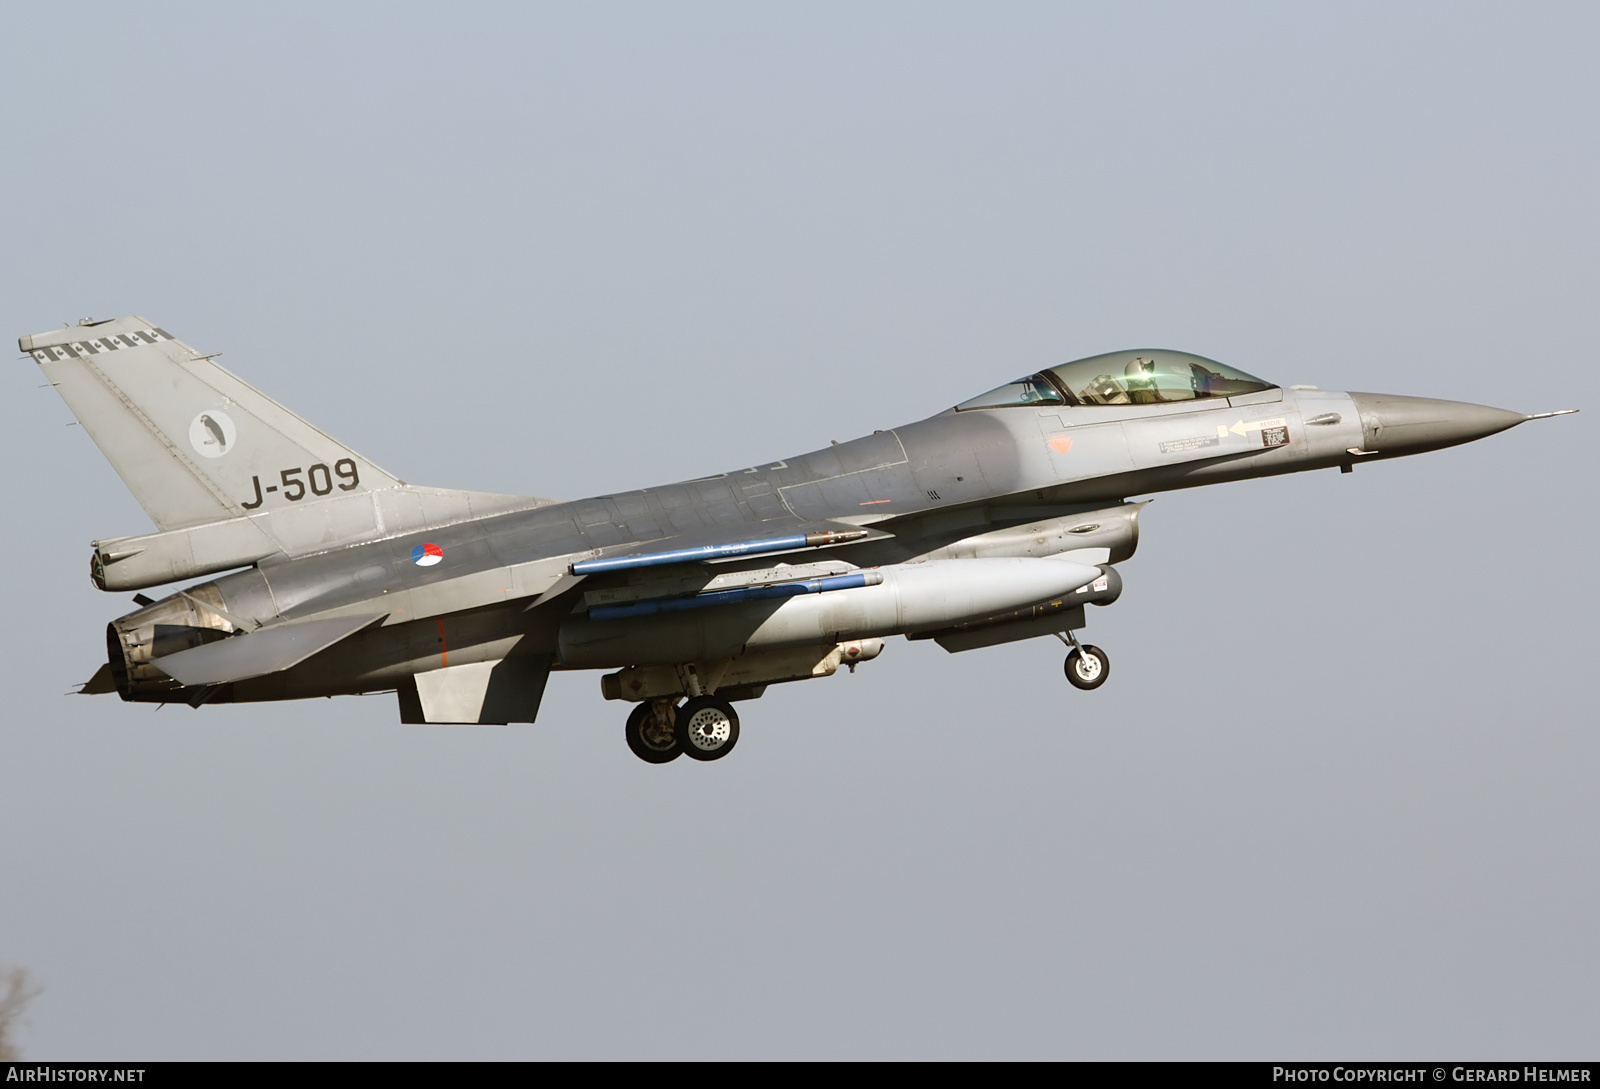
[28,322,1570,762]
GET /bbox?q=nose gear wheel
[1064,645,1110,690]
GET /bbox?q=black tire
[625,701,681,764]
[676,696,740,761]
[1064,645,1110,690]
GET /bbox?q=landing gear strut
[625,699,681,763]
[1057,630,1110,691]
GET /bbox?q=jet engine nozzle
[1347,392,1528,460]
[105,586,237,702]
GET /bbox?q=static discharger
[570,529,869,575]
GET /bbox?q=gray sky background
[2,1,1596,1059]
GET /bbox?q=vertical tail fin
[29,316,555,591]
[24,316,402,531]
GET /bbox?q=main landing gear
[624,696,741,764]
[1057,630,1110,691]
[625,700,680,764]
[677,696,740,761]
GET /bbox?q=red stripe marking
[436,617,448,668]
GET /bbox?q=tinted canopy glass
[1043,350,1274,406]
[955,374,1066,411]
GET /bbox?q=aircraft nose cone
[1347,392,1529,459]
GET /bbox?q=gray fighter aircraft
[26,317,1576,763]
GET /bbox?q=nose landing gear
[1057,630,1110,690]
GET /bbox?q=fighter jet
[25,317,1576,763]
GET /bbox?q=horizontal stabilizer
[153,612,385,686]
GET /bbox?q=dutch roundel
[412,543,444,567]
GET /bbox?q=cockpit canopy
[956,350,1276,411]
